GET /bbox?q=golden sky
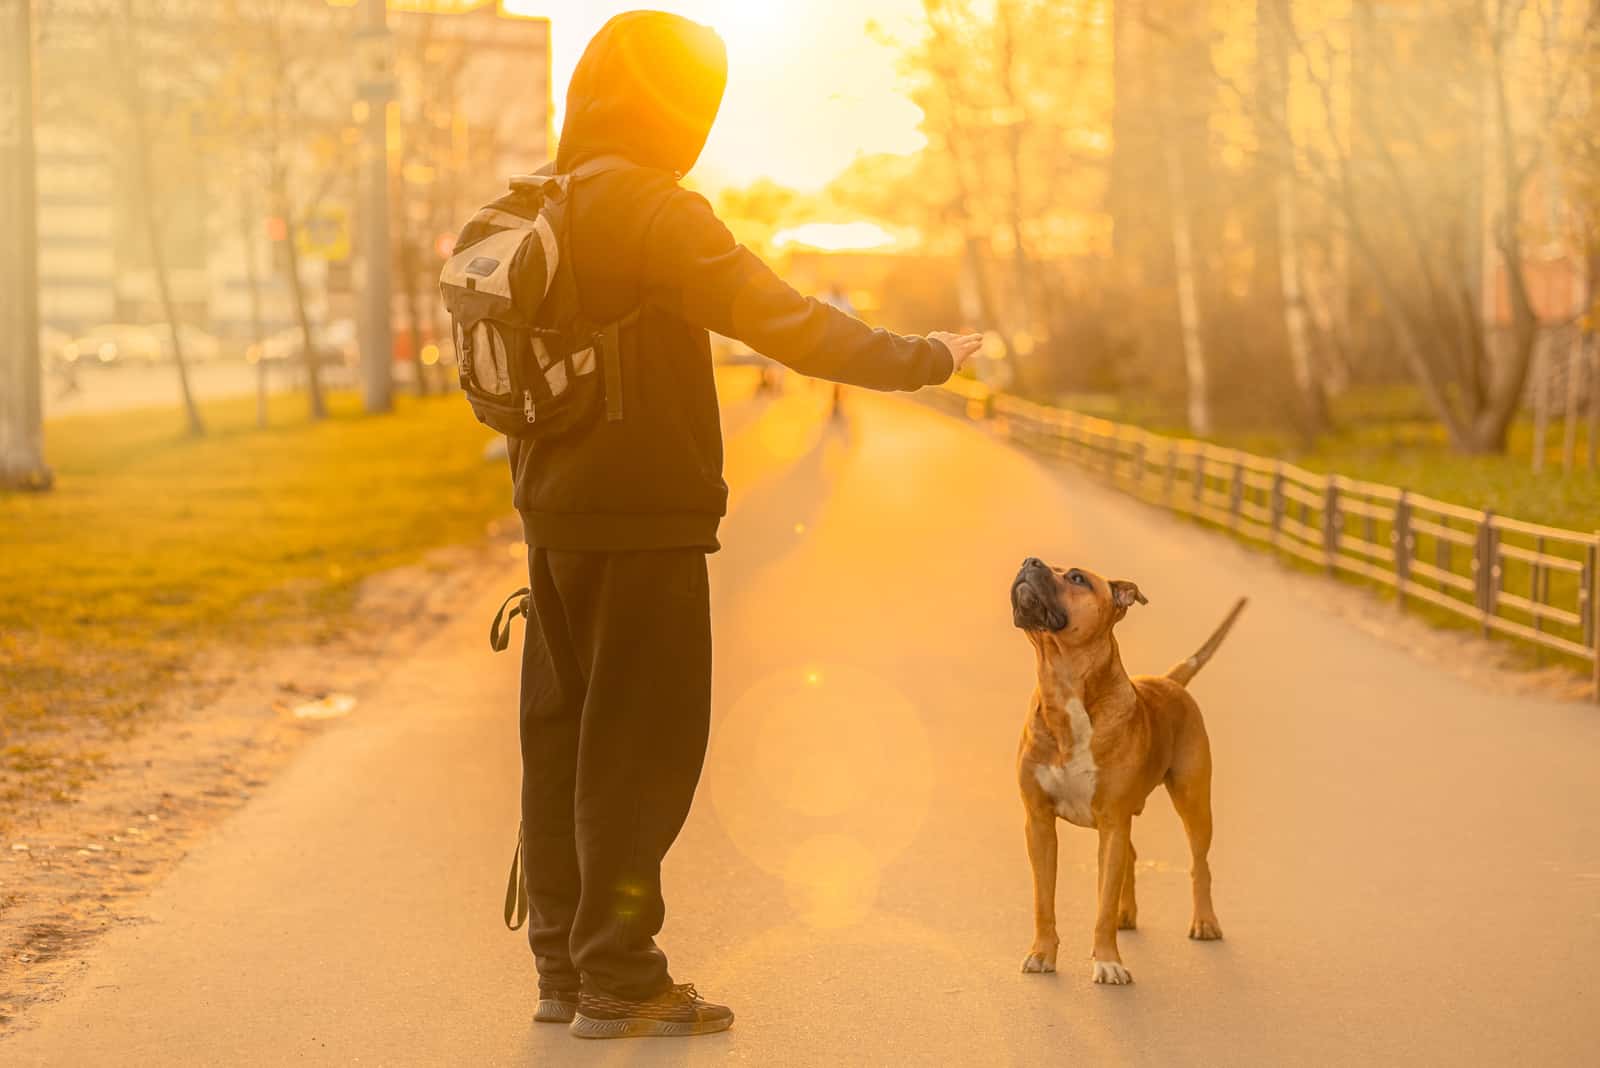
[506,1,928,191]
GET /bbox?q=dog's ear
[1110,580,1147,617]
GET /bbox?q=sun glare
[695,0,789,54]
[508,1,926,190]
[772,222,901,253]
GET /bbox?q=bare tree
[1266,0,1600,453]
[215,0,357,422]
[116,0,204,436]
[919,0,1021,383]
[1262,0,1329,436]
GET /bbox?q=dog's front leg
[1021,809,1059,973]
[1091,815,1134,985]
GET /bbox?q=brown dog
[1010,557,1245,985]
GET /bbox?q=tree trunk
[1164,136,1211,436]
[1473,19,1545,455]
[1562,331,1582,473]
[1276,171,1327,437]
[1264,0,1327,437]
[399,235,430,396]
[0,0,52,490]
[276,173,326,421]
[921,0,1021,392]
[996,0,1034,352]
[240,190,269,428]
[1531,333,1550,473]
[121,0,203,437]
[1589,334,1599,471]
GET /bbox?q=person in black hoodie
[517,11,981,1039]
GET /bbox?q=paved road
[42,363,263,419]
[41,362,373,419]
[6,385,1599,1065]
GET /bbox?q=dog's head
[1010,557,1145,647]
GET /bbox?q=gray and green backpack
[439,157,638,440]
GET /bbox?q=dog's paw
[1091,959,1133,985]
[1188,917,1223,941]
[1117,907,1138,931]
[1021,948,1057,974]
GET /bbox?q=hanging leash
[504,821,529,931]
[489,585,533,930]
[489,586,532,653]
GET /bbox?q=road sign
[298,207,351,262]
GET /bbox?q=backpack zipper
[523,389,536,424]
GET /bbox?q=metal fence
[928,378,1600,701]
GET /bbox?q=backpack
[439,157,638,439]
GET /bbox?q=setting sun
[508,0,927,190]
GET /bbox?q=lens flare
[707,663,933,928]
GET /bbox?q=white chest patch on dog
[1034,696,1098,828]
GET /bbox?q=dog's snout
[1021,557,1044,572]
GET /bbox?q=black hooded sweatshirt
[506,11,953,552]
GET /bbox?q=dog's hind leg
[1117,837,1138,930]
[1021,810,1060,973]
[1167,759,1223,941]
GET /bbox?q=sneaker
[534,988,579,1024]
[569,982,734,1039]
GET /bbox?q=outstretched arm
[642,188,981,390]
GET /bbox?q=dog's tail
[1166,598,1247,687]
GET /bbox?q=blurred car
[247,318,358,368]
[59,323,224,367]
[162,324,224,364]
[62,324,164,367]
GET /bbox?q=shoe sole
[534,999,577,1024]
[569,1012,734,1039]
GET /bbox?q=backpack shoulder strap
[568,154,642,181]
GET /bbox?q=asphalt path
[6,383,1598,1065]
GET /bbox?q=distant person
[495,11,980,1040]
[820,283,856,420]
[53,352,80,400]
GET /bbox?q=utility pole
[357,0,394,413]
[0,0,52,490]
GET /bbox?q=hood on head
[556,10,728,176]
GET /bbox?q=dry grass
[1,389,509,813]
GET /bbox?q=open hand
[929,331,984,373]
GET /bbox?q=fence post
[1192,449,1205,511]
[1322,480,1340,574]
[1270,465,1285,548]
[1230,460,1245,530]
[1590,534,1600,703]
[1132,437,1146,493]
[1474,511,1497,638]
[1393,490,1411,611]
[1531,535,1546,664]
[1164,444,1177,504]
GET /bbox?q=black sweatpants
[519,546,712,1000]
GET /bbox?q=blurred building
[33,0,551,345]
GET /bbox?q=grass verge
[967,383,1596,688]
[1,389,509,772]
[1059,385,1598,533]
